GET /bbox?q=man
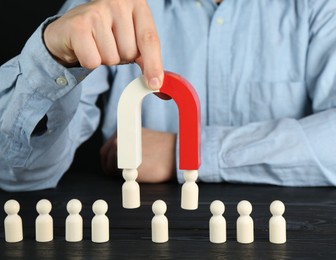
[1,0,336,191]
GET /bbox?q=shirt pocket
[249,81,310,122]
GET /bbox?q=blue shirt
[1,0,336,191]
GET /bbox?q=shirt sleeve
[0,16,110,191]
[177,0,336,186]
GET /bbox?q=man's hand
[100,128,177,183]
[44,0,163,90]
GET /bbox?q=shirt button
[56,76,68,87]
[216,17,224,25]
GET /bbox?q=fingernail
[148,77,161,90]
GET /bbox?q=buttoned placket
[207,2,232,126]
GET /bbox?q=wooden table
[0,168,336,259]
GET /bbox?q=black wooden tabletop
[0,168,336,259]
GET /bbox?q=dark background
[0,1,66,65]
[0,0,104,174]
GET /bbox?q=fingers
[44,0,163,88]
[111,5,139,64]
[90,17,120,66]
[44,4,106,69]
[133,3,164,90]
[71,26,104,69]
[93,1,138,66]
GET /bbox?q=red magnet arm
[158,71,201,170]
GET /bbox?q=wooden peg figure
[122,169,140,209]
[151,200,169,243]
[236,200,254,244]
[181,170,199,210]
[4,199,23,243]
[91,199,109,243]
[269,200,286,244]
[35,199,53,242]
[209,200,226,243]
[65,199,83,242]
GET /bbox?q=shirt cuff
[20,16,91,101]
[197,126,223,182]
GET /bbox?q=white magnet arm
[117,75,157,169]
